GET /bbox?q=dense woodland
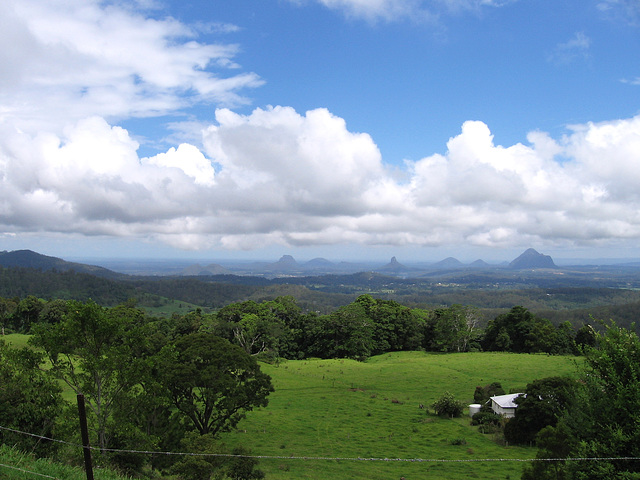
[2,264,640,479]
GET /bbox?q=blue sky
[1,0,639,263]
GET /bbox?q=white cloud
[0,0,261,134]
[2,0,640,254]
[288,0,516,22]
[3,99,640,251]
[548,32,591,64]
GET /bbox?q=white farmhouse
[489,393,524,418]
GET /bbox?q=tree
[30,301,151,453]
[355,295,424,354]
[483,306,558,353]
[521,423,576,480]
[0,340,63,456]
[566,323,640,478]
[503,376,575,445]
[431,392,464,418]
[428,304,481,352]
[158,332,273,437]
[473,382,505,404]
[0,297,17,335]
[14,295,44,332]
[307,303,375,359]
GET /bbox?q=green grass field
[218,352,581,480]
[1,335,580,479]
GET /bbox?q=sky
[1,0,640,264]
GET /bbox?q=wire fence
[2,424,640,478]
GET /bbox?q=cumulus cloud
[4,99,640,252]
[2,0,640,254]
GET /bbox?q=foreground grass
[219,351,581,480]
[0,445,130,480]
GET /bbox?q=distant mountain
[264,255,299,272]
[377,256,411,273]
[509,248,556,269]
[0,249,121,279]
[431,257,465,270]
[181,263,232,276]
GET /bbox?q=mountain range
[1,248,560,278]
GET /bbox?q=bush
[431,391,464,418]
[471,411,503,434]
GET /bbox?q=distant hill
[470,259,491,268]
[431,257,465,270]
[305,257,334,268]
[509,248,556,269]
[0,249,122,279]
[181,263,232,276]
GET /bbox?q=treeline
[4,266,640,329]
[1,294,594,357]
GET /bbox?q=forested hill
[0,249,123,278]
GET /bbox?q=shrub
[431,391,464,418]
[471,411,503,434]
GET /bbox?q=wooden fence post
[77,394,95,480]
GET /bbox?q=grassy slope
[1,335,580,479]
[219,352,581,480]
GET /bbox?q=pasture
[218,352,581,479]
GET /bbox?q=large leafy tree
[482,306,564,353]
[30,300,151,452]
[308,302,375,359]
[0,297,17,335]
[503,376,576,445]
[0,340,63,456]
[427,304,481,352]
[158,332,273,437]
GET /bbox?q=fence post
[77,394,95,480]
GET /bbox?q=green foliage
[158,332,274,437]
[0,341,63,457]
[0,444,130,480]
[426,304,481,352]
[226,446,265,480]
[482,306,575,354]
[521,423,576,480]
[473,382,505,404]
[503,376,576,445]
[431,391,465,418]
[29,300,152,453]
[169,432,226,480]
[525,323,640,479]
[471,412,502,434]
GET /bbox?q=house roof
[490,393,524,409]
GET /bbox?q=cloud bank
[3,102,640,251]
[2,0,640,254]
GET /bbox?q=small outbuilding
[489,393,524,418]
